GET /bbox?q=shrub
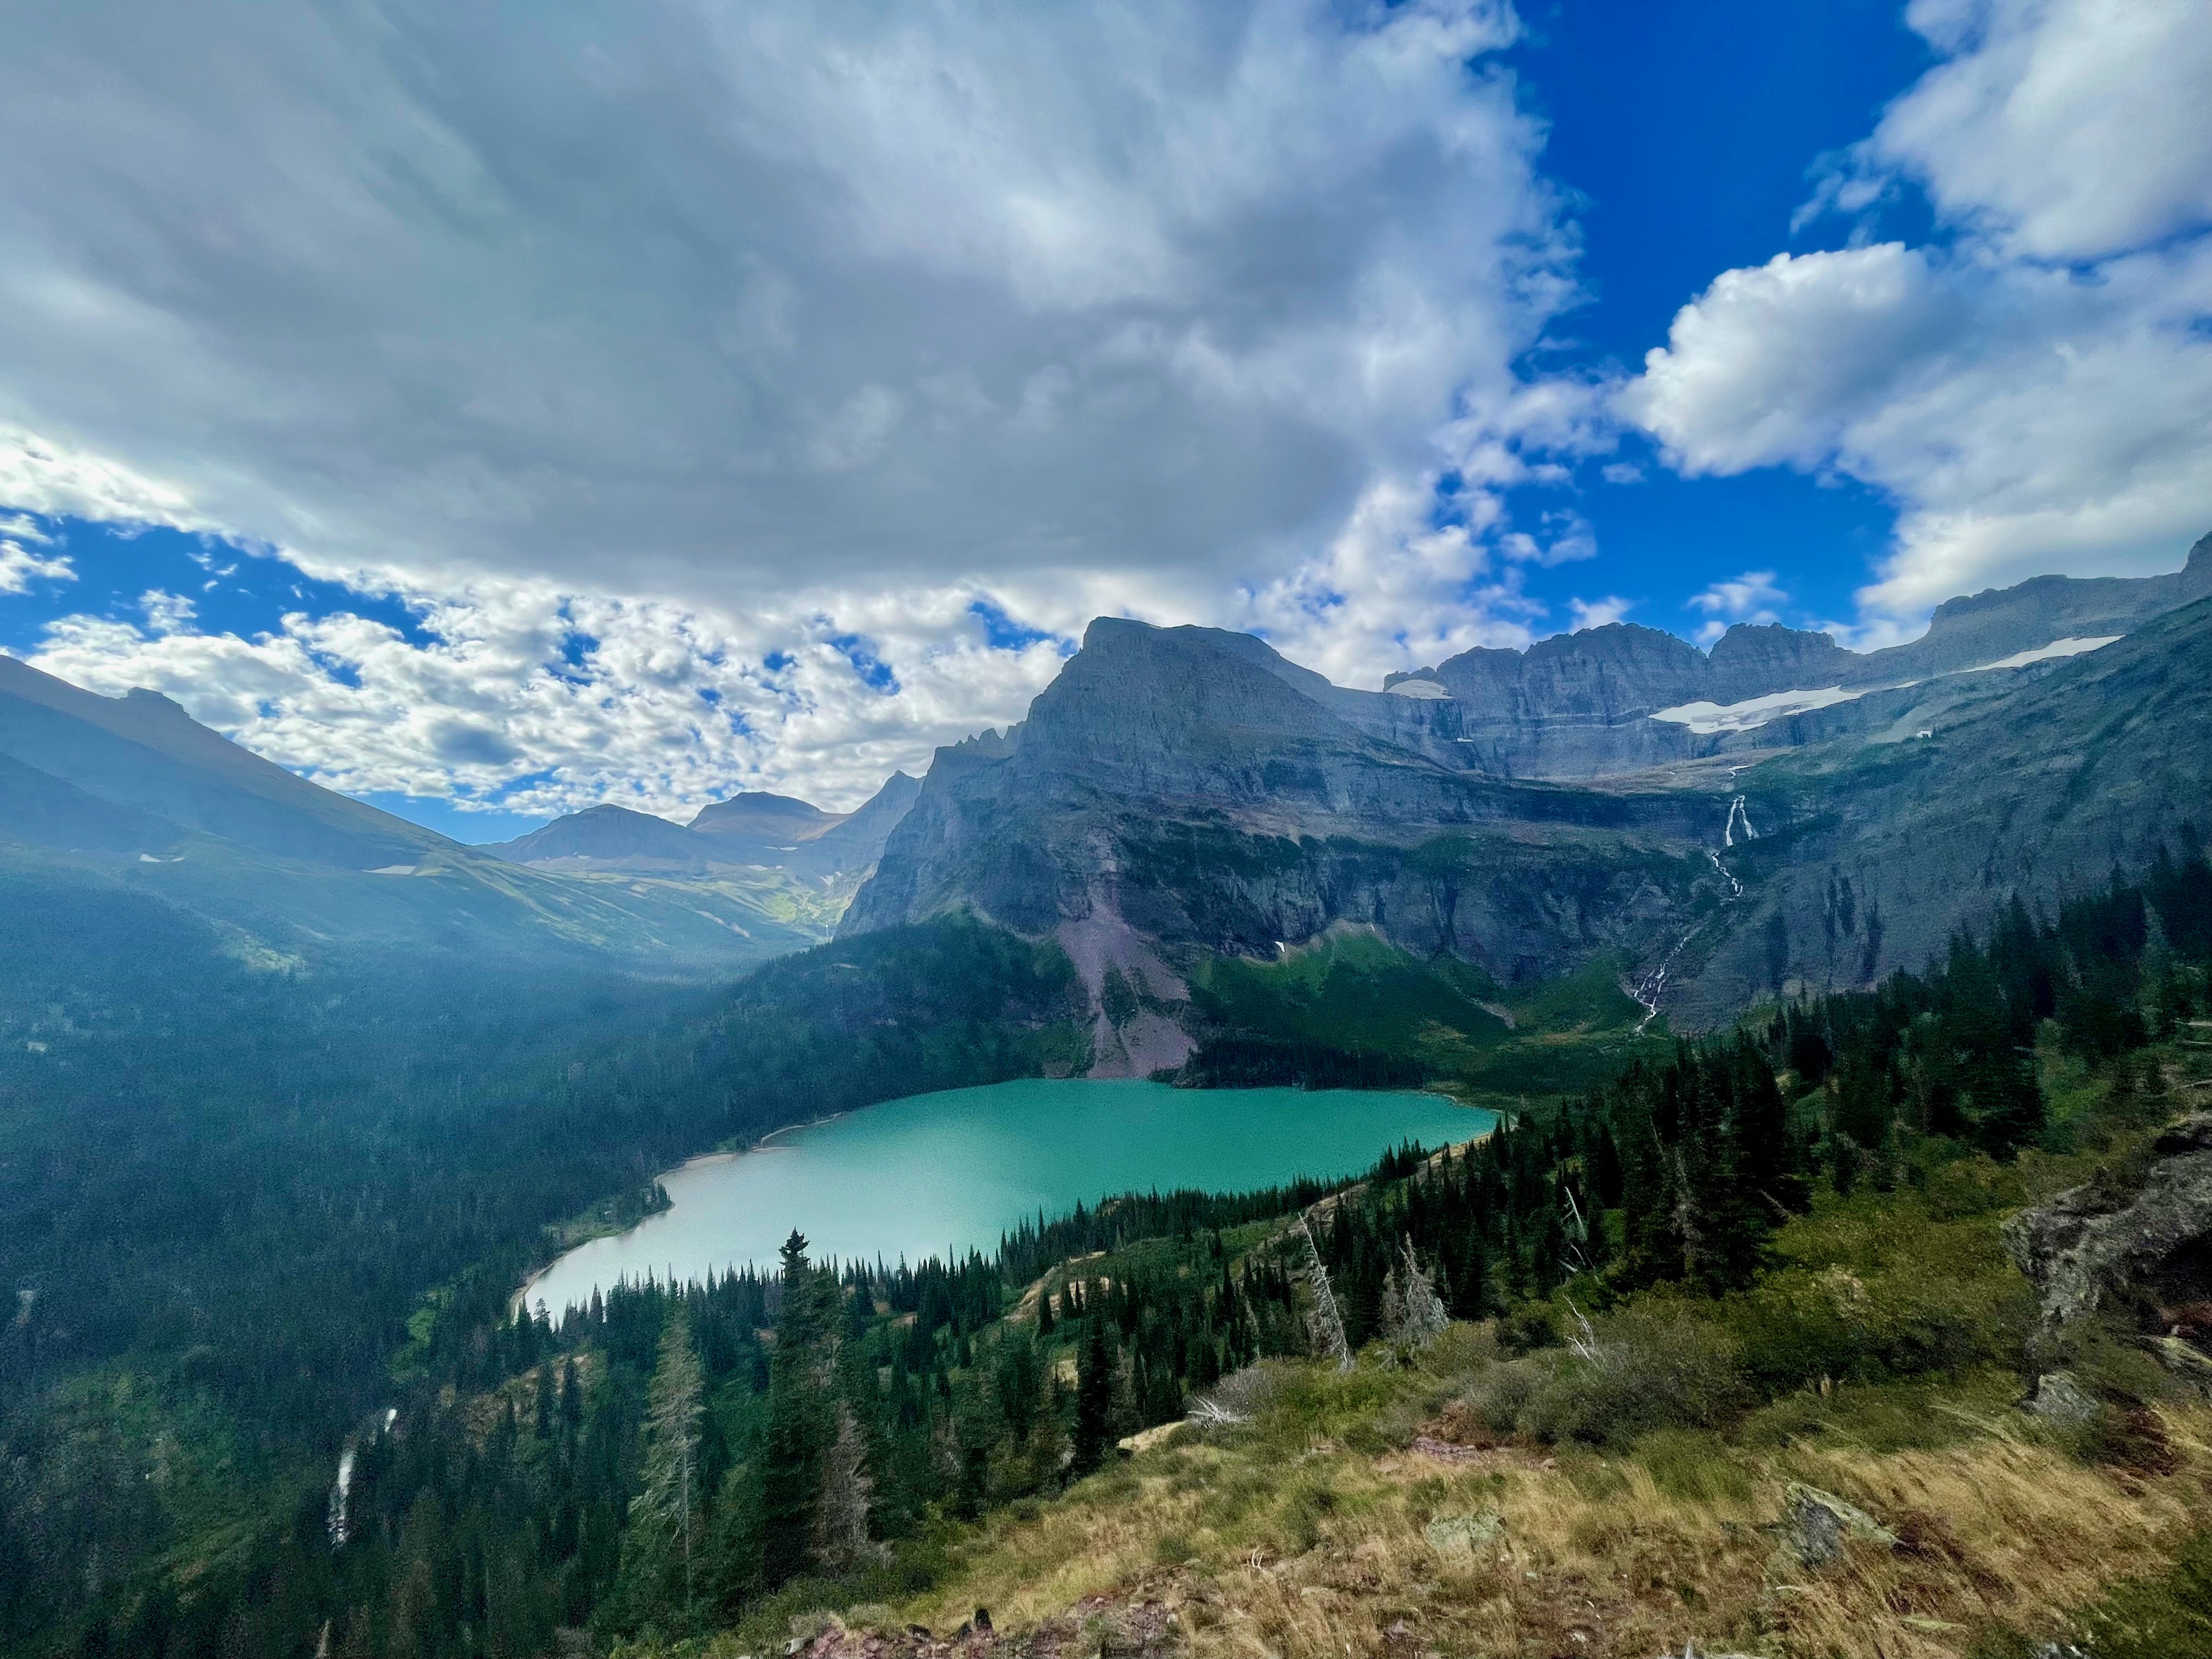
[1446,1355,1544,1444]
[1520,1309,1751,1448]
[1447,1310,1750,1448]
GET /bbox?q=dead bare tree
[1297,1218,1353,1371]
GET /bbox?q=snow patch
[1649,635,2125,736]
[1963,635,2120,673]
[1649,684,1869,733]
[367,864,417,876]
[1383,678,1451,699]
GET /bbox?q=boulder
[2025,1370,2100,1427]
[2001,1113,2212,1329]
[1778,1483,1896,1569]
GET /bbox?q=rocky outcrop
[1778,1483,1897,1569]
[842,617,1725,988]
[2003,1113,2212,1332]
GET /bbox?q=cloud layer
[0,0,1622,814]
[0,0,1573,616]
[1624,0,2212,630]
[27,561,1072,816]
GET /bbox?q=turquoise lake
[522,1079,1492,1318]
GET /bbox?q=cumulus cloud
[1623,0,2212,631]
[0,514,75,594]
[0,0,1616,802]
[0,0,1571,608]
[1622,245,1962,476]
[24,566,1071,817]
[1567,595,1631,631]
[1861,0,2212,264]
[1687,569,1786,645]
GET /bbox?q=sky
[1,0,2207,839]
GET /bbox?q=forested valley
[10,834,2210,1657]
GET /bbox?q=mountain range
[0,654,849,981]
[846,533,2212,1059]
[3,535,2205,1054]
[485,771,920,884]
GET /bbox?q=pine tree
[1071,1319,1114,1475]
[761,1231,832,1587]
[812,1404,878,1572]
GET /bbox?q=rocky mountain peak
[690,790,845,843]
[1706,623,1858,701]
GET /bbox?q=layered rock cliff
[844,565,2212,1037]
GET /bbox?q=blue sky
[2,0,2205,834]
[1497,0,1928,634]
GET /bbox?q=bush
[1521,1310,1751,1448]
[1718,1190,2035,1391]
[1446,1310,1750,1449]
[1445,1355,1544,1444]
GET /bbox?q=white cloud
[1567,595,1630,631]
[0,0,1573,616]
[1623,0,2212,633]
[1621,245,1961,476]
[0,0,1615,795]
[1233,472,1540,687]
[0,536,75,595]
[1868,0,2212,263]
[138,589,197,635]
[1688,569,1787,645]
[24,568,1073,819]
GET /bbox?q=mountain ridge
[844,551,2212,1041]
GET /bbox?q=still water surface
[523,1078,1490,1318]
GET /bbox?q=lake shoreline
[518,1078,1496,1320]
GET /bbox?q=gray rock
[2026,1370,2100,1427]
[2146,1334,2212,1395]
[1422,1511,1504,1555]
[2002,1114,2212,1328]
[1778,1483,1896,1569]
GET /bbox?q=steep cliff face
[843,619,1727,997]
[1664,594,2212,1026]
[846,582,2212,1036]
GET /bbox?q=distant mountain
[487,804,731,873]
[843,544,2212,1044]
[773,770,924,882]
[1377,533,2212,778]
[0,656,826,976]
[690,790,846,849]
[487,774,922,889]
[0,653,446,868]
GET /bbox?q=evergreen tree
[1071,1319,1114,1476]
[761,1232,831,1587]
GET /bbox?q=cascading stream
[328,1407,398,1547]
[1632,795,1754,1032]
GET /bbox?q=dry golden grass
[894,1388,2212,1659]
